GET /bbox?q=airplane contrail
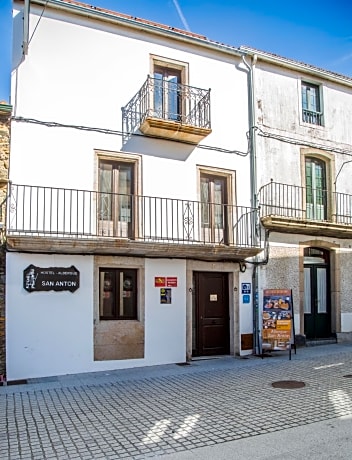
[172,0,191,31]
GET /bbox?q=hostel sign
[24,265,80,293]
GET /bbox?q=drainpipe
[242,54,257,210]
[23,0,30,56]
[242,54,260,354]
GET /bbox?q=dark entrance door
[304,247,331,339]
[193,272,229,356]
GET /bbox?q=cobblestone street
[1,343,352,459]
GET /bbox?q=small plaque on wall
[23,265,80,293]
[241,333,254,351]
[160,288,172,304]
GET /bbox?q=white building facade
[8,1,352,381]
[7,0,261,380]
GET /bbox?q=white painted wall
[6,253,94,380]
[145,259,187,364]
[6,253,187,380]
[341,313,352,333]
[11,4,252,207]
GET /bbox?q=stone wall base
[336,332,352,343]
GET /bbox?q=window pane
[118,166,132,223]
[167,75,179,120]
[153,72,163,117]
[100,270,115,318]
[201,176,210,226]
[304,267,311,314]
[121,270,137,318]
[214,179,224,227]
[317,268,327,313]
[302,83,320,112]
[301,85,308,110]
[99,165,112,220]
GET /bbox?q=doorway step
[306,337,337,347]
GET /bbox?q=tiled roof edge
[240,46,352,84]
[17,1,352,84]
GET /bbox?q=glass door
[153,66,182,121]
[98,161,134,237]
[200,174,228,244]
[304,248,331,339]
[305,158,327,220]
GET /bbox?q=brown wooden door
[194,272,229,356]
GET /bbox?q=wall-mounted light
[239,262,247,273]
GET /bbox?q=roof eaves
[27,0,245,58]
[240,46,352,86]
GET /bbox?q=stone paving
[1,343,352,459]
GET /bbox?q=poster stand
[259,289,296,360]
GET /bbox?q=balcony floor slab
[6,236,262,262]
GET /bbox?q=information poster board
[160,288,172,304]
[262,289,294,351]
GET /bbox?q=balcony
[259,181,352,237]
[6,184,261,261]
[302,109,322,126]
[122,76,211,144]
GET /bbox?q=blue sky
[1,0,352,103]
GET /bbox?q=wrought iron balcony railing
[7,184,259,249]
[259,181,352,225]
[122,76,211,142]
[302,109,322,126]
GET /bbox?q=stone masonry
[0,102,11,377]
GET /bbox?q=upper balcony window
[301,82,323,126]
[122,57,211,144]
[153,65,183,121]
[305,157,327,220]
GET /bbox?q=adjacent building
[248,47,352,344]
[0,102,11,378]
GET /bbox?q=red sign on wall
[166,277,178,287]
[154,277,166,287]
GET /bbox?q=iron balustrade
[259,181,352,225]
[302,109,322,126]
[122,76,211,140]
[7,184,259,248]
